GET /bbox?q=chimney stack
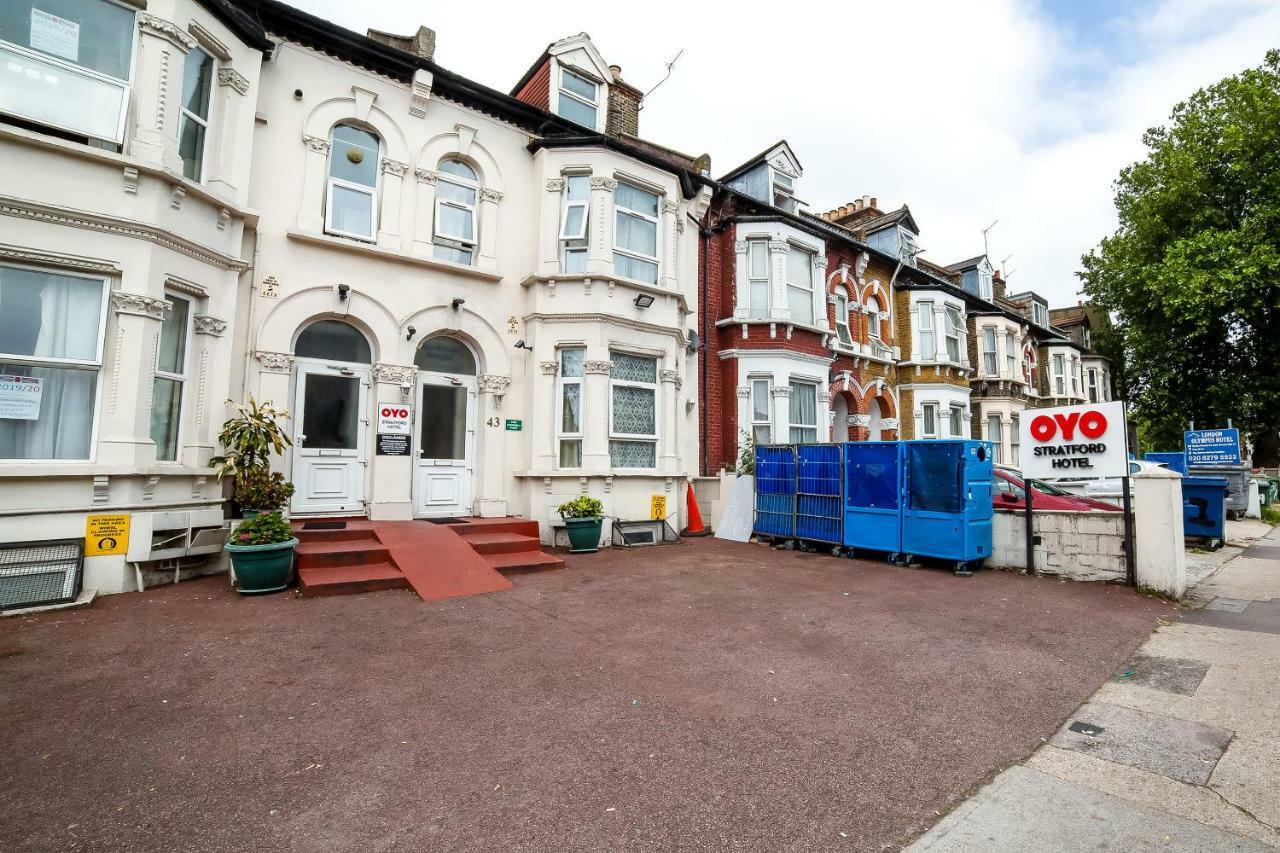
[605,66,642,138]
[366,25,436,61]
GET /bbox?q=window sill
[287,231,503,281]
[514,470,677,479]
[0,462,217,478]
[520,272,689,313]
[716,317,832,336]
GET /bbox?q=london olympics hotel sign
[1019,400,1129,480]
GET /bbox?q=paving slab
[910,765,1272,852]
[1114,653,1210,696]
[1206,597,1253,612]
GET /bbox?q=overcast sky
[290,0,1279,306]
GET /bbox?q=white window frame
[1071,357,1082,396]
[785,246,816,326]
[612,182,661,283]
[979,267,993,300]
[1010,414,1020,466]
[559,173,590,273]
[555,347,584,468]
[917,301,935,361]
[867,295,883,342]
[1086,367,1099,403]
[1032,302,1048,326]
[788,380,819,444]
[152,292,193,462]
[981,326,998,376]
[0,262,110,463]
[1053,353,1066,395]
[949,404,965,438]
[608,351,658,468]
[833,286,852,347]
[750,377,771,445]
[324,125,380,242]
[1023,350,1035,386]
[433,160,479,262]
[921,402,939,439]
[899,228,921,266]
[177,46,215,183]
[557,66,599,128]
[747,239,770,318]
[1005,330,1016,378]
[987,413,1003,464]
[945,306,963,363]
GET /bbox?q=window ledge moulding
[519,273,690,315]
[0,243,121,275]
[513,470,684,481]
[287,230,503,281]
[0,124,254,220]
[713,317,832,338]
[0,464,223,481]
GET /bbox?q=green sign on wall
[504,419,523,431]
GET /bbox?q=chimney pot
[870,196,877,208]
[608,64,622,80]
[853,199,863,211]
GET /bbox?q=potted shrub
[225,512,298,594]
[209,397,294,482]
[234,467,295,519]
[557,496,605,553]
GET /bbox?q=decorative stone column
[880,417,900,442]
[297,136,330,233]
[477,188,503,272]
[768,240,790,321]
[367,362,415,520]
[410,168,438,258]
[582,359,613,471]
[99,292,169,465]
[848,413,871,443]
[770,384,792,446]
[587,177,616,276]
[187,314,228,467]
[541,178,566,276]
[659,368,681,473]
[813,257,830,331]
[735,386,751,454]
[210,68,250,197]
[475,374,511,516]
[253,352,295,461]
[130,13,197,170]
[732,240,750,320]
[660,199,679,290]
[377,158,408,250]
[535,360,559,471]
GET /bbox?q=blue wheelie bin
[1182,476,1228,549]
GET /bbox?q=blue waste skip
[842,441,904,555]
[900,440,994,572]
[1145,452,1188,475]
[1182,476,1228,548]
[753,445,797,539]
[795,443,843,544]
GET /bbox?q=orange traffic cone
[682,481,712,537]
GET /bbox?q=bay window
[1071,357,1082,396]
[1087,367,1099,403]
[556,348,583,467]
[434,159,479,264]
[1005,330,1016,378]
[982,327,997,376]
[325,124,380,241]
[150,294,191,461]
[0,264,106,460]
[609,352,657,468]
[559,175,589,273]
[1052,354,1065,395]
[945,306,963,363]
[949,404,965,438]
[0,0,136,144]
[613,183,659,284]
[1010,414,1020,466]
[747,240,769,318]
[786,247,815,326]
[556,66,599,128]
[987,413,1003,464]
[750,378,771,444]
[833,286,852,347]
[788,381,818,443]
[178,47,214,182]
[921,403,938,438]
[917,302,935,360]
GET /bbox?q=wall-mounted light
[399,381,412,401]
[337,283,350,302]
[405,325,417,341]
[633,294,655,309]
[514,339,532,351]
[451,297,466,310]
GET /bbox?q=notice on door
[0,375,42,420]
[376,433,410,456]
[30,8,80,62]
[85,514,129,557]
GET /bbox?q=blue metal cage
[796,443,843,544]
[753,445,797,538]
[842,441,904,555]
[900,440,994,567]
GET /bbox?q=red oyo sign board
[1018,400,1128,480]
[377,404,412,435]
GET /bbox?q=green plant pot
[241,508,261,520]
[563,517,602,553]
[226,538,298,594]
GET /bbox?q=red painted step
[293,527,380,545]
[482,550,565,574]
[295,539,393,570]
[460,531,542,555]
[449,518,540,538]
[298,563,409,597]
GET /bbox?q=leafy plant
[209,397,293,481]
[234,468,295,511]
[736,431,756,475]
[557,496,604,518]
[229,511,294,546]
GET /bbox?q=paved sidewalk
[910,520,1280,851]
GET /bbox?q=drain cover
[1068,721,1104,736]
[422,517,467,525]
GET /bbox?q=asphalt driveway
[0,538,1172,852]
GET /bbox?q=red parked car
[992,467,1122,512]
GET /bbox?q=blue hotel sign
[1185,428,1241,466]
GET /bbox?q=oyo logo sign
[1029,409,1108,443]
[381,406,409,419]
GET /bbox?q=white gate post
[1133,467,1186,598]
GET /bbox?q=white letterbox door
[290,363,369,515]
[414,373,475,517]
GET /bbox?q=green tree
[1079,50,1280,465]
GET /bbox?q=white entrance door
[414,373,475,517]
[290,362,369,515]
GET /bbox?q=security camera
[337,283,350,301]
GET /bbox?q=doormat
[422,518,468,525]
[302,521,348,530]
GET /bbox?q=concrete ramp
[374,521,513,601]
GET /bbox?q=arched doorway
[832,393,850,442]
[290,319,373,515]
[413,336,478,517]
[868,396,883,441]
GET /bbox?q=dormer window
[1032,302,1048,326]
[772,170,797,211]
[900,229,921,267]
[557,67,599,128]
[978,265,993,300]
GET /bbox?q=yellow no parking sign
[85,514,130,556]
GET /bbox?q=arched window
[867,295,883,341]
[415,336,476,375]
[433,158,479,265]
[326,124,380,241]
[832,285,852,346]
[295,319,372,363]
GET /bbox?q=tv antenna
[640,48,684,106]
[982,219,999,257]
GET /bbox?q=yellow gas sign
[85,514,130,556]
[650,495,667,520]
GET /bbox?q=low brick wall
[992,510,1126,582]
